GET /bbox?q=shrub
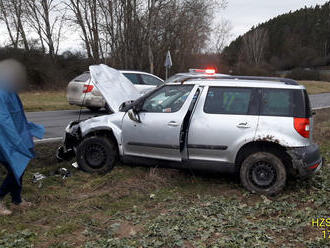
[286,68,320,81]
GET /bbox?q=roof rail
[178,75,299,85]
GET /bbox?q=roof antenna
[78,76,92,122]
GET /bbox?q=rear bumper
[67,95,105,108]
[288,144,323,177]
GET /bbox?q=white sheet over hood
[89,64,140,112]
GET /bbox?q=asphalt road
[309,93,330,110]
[26,93,330,140]
[26,109,105,140]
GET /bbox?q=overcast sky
[0,0,329,52]
[61,0,330,52]
[221,0,329,41]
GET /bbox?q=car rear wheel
[76,136,117,173]
[240,152,286,195]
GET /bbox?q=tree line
[223,2,330,79]
[0,0,228,79]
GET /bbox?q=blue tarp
[0,89,45,183]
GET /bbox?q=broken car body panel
[79,113,125,155]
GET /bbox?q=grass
[299,80,330,95]
[20,91,80,112]
[0,111,329,247]
[17,81,330,112]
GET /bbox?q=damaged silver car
[57,65,323,195]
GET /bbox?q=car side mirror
[128,109,141,123]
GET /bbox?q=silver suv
[57,67,323,195]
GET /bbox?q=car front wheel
[240,152,286,195]
[76,136,117,173]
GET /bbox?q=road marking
[35,137,62,144]
[312,106,330,110]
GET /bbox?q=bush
[231,63,275,77]
[286,68,320,81]
[0,47,90,91]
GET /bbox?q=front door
[122,84,197,161]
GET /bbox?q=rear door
[187,86,260,164]
[255,88,312,146]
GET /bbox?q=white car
[67,70,164,112]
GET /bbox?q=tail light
[83,84,94,93]
[308,162,320,170]
[294,118,310,138]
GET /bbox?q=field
[20,91,79,112]
[0,108,329,247]
[299,80,330,95]
[19,80,330,112]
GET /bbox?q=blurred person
[0,59,45,215]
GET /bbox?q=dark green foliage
[287,68,320,81]
[223,2,330,73]
[0,48,91,91]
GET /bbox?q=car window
[73,73,90,82]
[141,74,163,86]
[142,85,193,113]
[204,87,252,115]
[261,89,292,116]
[123,73,140,85]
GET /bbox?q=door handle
[168,121,179,127]
[237,122,250,128]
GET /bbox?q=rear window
[204,87,256,115]
[73,73,90,82]
[123,73,140,85]
[260,89,311,117]
[141,74,163,86]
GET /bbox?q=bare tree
[0,0,29,50]
[66,0,102,62]
[242,27,269,65]
[211,18,232,54]
[64,0,227,75]
[25,0,66,56]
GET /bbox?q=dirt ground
[0,109,329,247]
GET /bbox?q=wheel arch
[235,141,293,170]
[83,127,120,157]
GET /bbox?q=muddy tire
[240,152,286,196]
[76,136,117,173]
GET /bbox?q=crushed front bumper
[56,121,81,162]
[288,144,324,177]
[56,145,75,162]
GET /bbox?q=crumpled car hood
[89,64,140,112]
